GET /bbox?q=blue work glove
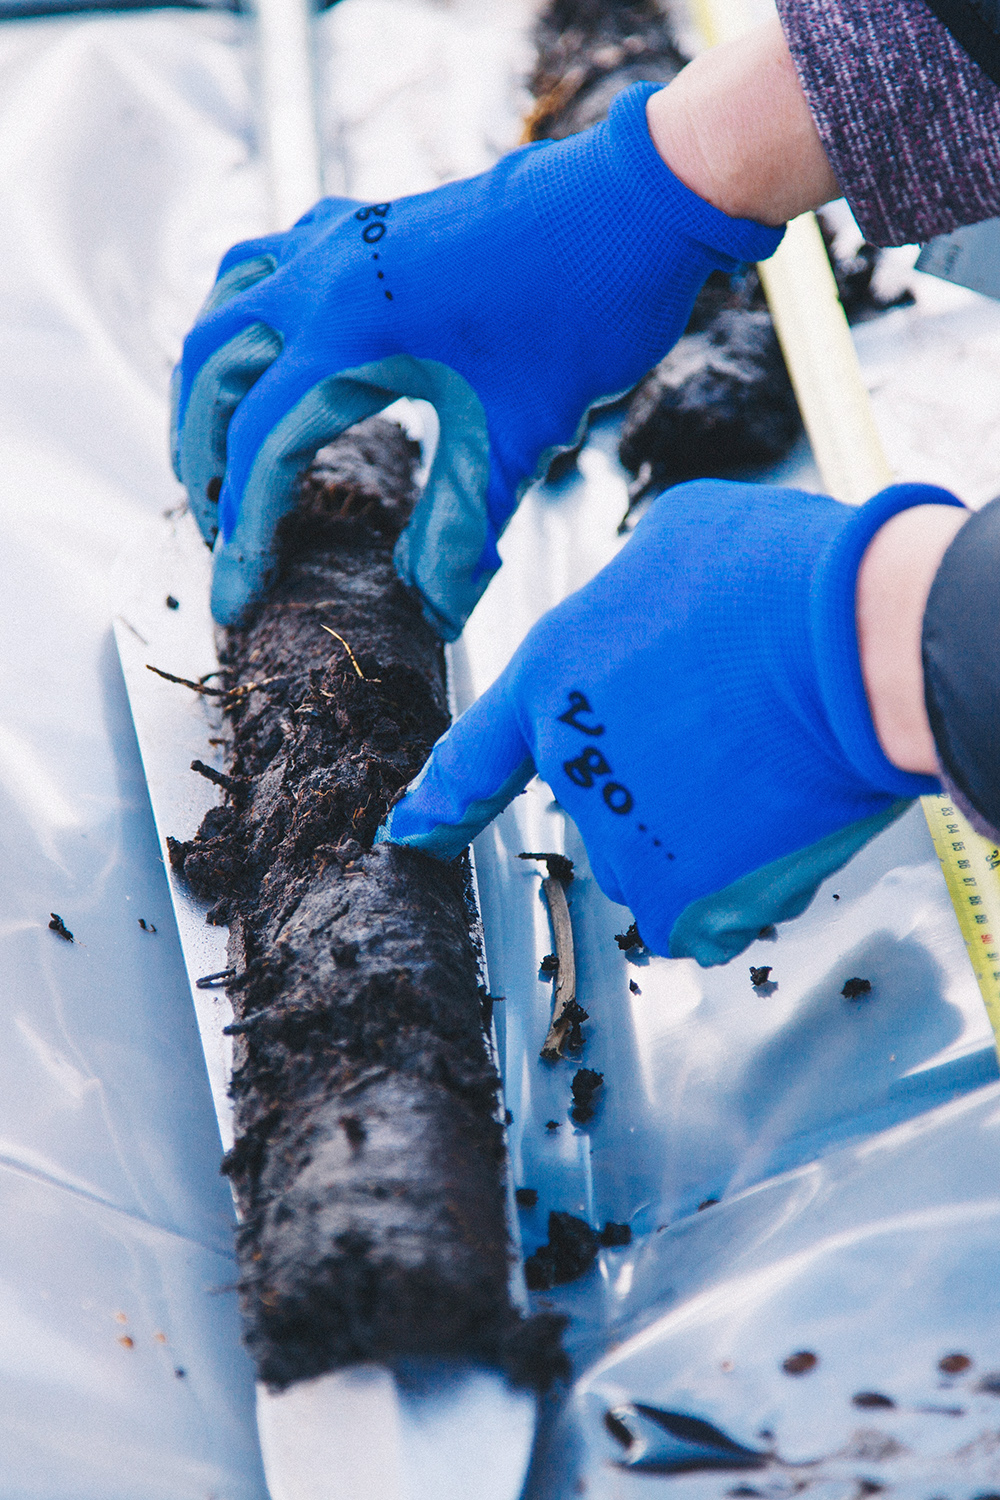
[173,83,782,636]
[380,480,964,964]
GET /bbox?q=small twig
[190,759,233,791]
[319,626,380,683]
[540,877,578,1059]
[146,662,282,707]
[147,663,227,696]
[275,600,342,611]
[225,676,283,705]
[196,968,238,990]
[520,855,578,1060]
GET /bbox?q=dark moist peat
[169,418,566,1391]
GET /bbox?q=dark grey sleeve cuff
[775,0,1000,246]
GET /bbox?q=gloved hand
[173,83,782,636]
[380,479,963,964]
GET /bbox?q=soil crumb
[561,998,589,1054]
[782,1350,818,1376]
[749,966,772,988]
[524,1211,599,1290]
[48,913,73,942]
[519,850,575,884]
[599,1221,632,1247]
[516,1187,539,1208]
[570,1067,604,1123]
[170,418,566,1390]
[842,977,873,1001]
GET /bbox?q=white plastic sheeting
[3,0,1000,1495]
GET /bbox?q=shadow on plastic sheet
[726,930,968,1186]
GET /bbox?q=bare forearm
[645,17,839,227]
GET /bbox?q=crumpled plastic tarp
[3,1,1000,1495]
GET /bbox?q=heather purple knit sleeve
[775,0,1000,246]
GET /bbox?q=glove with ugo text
[380,480,964,964]
[173,83,782,636]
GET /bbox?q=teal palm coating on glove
[174,83,783,636]
[380,480,964,964]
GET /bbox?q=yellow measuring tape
[693,0,1000,1055]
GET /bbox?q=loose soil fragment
[842,977,873,1001]
[782,1350,818,1376]
[519,850,575,885]
[524,1211,599,1290]
[570,1067,604,1123]
[599,1221,632,1246]
[48,913,73,942]
[559,998,589,1055]
[749,966,772,988]
[170,418,566,1390]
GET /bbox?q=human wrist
[922,498,1000,837]
[644,16,839,227]
[856,501,969,777]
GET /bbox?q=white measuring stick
[252,0,324,228]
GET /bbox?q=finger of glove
[208,355,409,625]
[171,254,280,487]
[290,194,361,229]
[383,360,497,640]
[202,252,279,316]
[207,346,502,636]
[212,198,359,286]
[176,321,283,543]
[379,674,535,859]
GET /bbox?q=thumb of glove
[378,672,534,857]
